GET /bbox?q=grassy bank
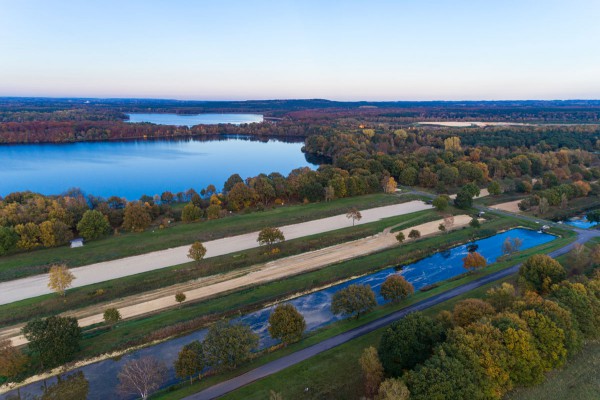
[148,225,573,399]
[0,210,438,326]
[0,193,409,281]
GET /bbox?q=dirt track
[1,214,471,347]
[0,201,432,306]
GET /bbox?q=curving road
[185,226,599,400]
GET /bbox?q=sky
[1,0,599,101]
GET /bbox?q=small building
[70,238,84,248]
[478,211,486,217]
[541,225,550,231]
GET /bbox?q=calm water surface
[0,138,315,199]
[565,216,599,229]
[126,113,263,126]
[0,228,555,400]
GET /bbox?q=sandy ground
[1,214,472,347]
[0,201,431,306]
[448,188,489,200]
[491,200,522,213]
[417,121,532,128]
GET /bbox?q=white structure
[70,238,84,248]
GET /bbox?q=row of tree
[357,252,600,399]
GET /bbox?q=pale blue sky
[1,0,599,100]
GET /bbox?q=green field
[0,193,409,281]
[0,209,438,326]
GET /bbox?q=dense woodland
[2,99,600,257]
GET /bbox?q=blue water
[126,113,263,126]
[0,138,315,199]
[565,216,599,229]
[0,228,555,399]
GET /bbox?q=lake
[126,113,263,126]
[0,137,316,200]
[565,216,599,229]
[0,228,555,400]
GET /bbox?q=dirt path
[0,201,432,306]
[1,214,472,347]
[491,200,522,213]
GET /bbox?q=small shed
[70,238,84,248]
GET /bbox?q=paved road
[0,201,431,305]
[186,226,599,400]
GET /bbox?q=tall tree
[462,252,487,272]
[77,210,110,240]
[268,303,306,346]
[202,322,259,371]
[380,275,414,303]
[22,316,81,369]
[174,341,205,385]
[331,284,377,319]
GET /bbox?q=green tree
[0,226,18,255]
[202,321,259,371]
[462,182,480,198]
[454,190,473,209]
[408,229,421,239]
[187,241,207,264]
[380,275,414,303]
[432,195,449,211]
[181,203,203,223]
[406,348,480,400]
[379,312,445,375]
[399,167,418,186]
[175,291,187,305]
[469,218,481,228]
[331,284,377,319]
[22,316,81,369]
[359,346,384,399]
[519,254,566,294]
[395,231,405,243]
[77,210,110,240]
[223,173,244,193]
[174,341,205,385]
[257,227,285,250]
[103,308,121,327]
[452,298,495,327]
[488,181,502,196]
[268,303,306,346]
[377,378,410,400]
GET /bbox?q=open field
[0,210,440,326]
[0,200,431,304]
[0,193,409,281]
[1,214,472,347]
[492,200,522,213]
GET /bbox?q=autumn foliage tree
[268,303,306,346]
[519,254,566,294]
[122,202,152,232]
[380,275,414,303]
[359,346,384,399]
[0,339,29,383]
[48,264,75,297]
[463,251,487,272]
[346,207,362,226]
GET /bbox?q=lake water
[565,216,599,229]
[126,113,263,126]
[0,138,315,200]
[0,228,555,400]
